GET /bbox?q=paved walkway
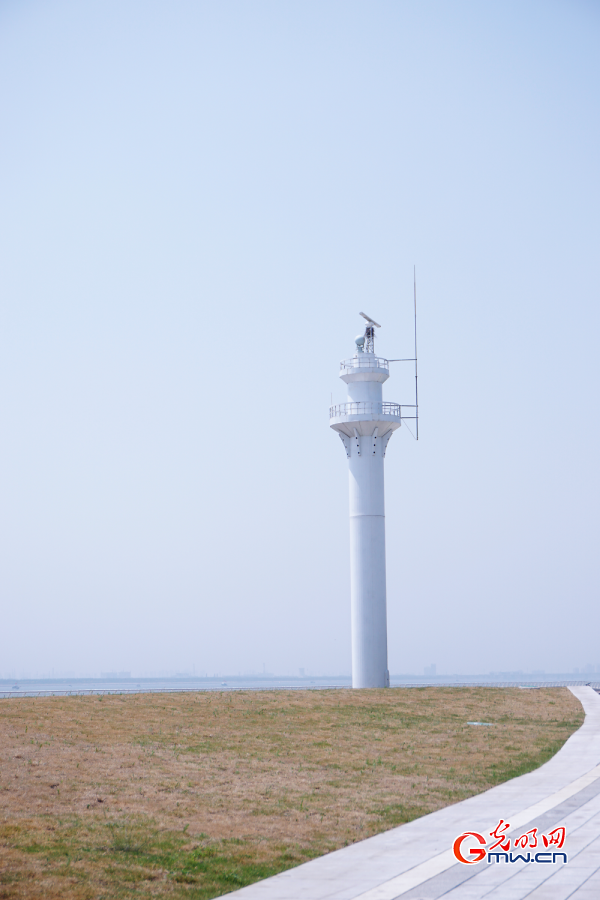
[227,686,600,899]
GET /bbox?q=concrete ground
[226,686,600,900]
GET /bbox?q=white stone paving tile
[573,867,600,887]
[459,864,558,899]
[524,866,598,899]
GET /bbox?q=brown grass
[0,687,583,899]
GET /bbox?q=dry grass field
[0,687,583,900]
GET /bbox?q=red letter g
[453,832,487,864]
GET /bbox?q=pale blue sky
[0,0,598,677]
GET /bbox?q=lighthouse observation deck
[329,401,402,419]
[329,400,405,442]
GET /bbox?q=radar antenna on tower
[359,311,381,353]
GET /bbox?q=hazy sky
[1,0,598,678]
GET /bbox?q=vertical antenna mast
[414,265,419,440]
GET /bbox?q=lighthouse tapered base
[350,514,389,688]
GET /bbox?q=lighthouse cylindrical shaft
[329,344,402,689]
[349,436,388,688]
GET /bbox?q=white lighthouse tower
[330,314,403,689]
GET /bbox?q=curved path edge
[226,686,600,900]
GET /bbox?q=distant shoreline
[1,673,598,699]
